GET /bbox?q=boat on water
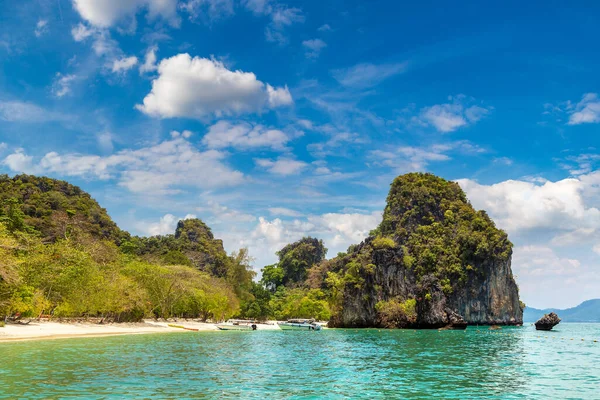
[277,319,322,331]
[216,319,257,331]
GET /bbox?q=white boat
[277,319,322,331]
[216,320,257,331]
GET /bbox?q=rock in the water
[318,173,523,329]
[535,312,561,331]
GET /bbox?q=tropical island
[0,172,522,337]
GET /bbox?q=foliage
[237,282,272,321]
[371,236,396,249]
[263,237,327,290]
[375,298,417,328]
[0,174,126,243]
[269,287,331,321]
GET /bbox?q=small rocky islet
[535,312,561,331]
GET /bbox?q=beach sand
[0,320,282,342]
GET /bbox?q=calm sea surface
[1,324,599,399]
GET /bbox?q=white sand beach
[0,320,282,342]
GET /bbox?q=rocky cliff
[315,173,522,328]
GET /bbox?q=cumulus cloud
[111,56,138,73]
[457,175,600,233]
[71,23,95,41]
[317,24,332,32]
[302,39,326,59]
[202,120,293,150]
[417,96,491,133]
[72,0,180,28]
[136,54,293,119]
[255,157,307,175]
[567,93,600,125]
[332,62,407,88]
[2,135,244,195]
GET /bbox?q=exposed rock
[535,312,561,331]
[319,173,523,328]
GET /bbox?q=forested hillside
[0,175,254,322]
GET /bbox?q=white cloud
[111,56,138,73]
[139,45,158,74]
[255,157,307,175]
[266,84,293,107]
[0,101,69,123]
[199,200,256,223]
[72,0,180,28]
[3,149,39,174]
[317,24,331,32]
[332,62,407,88]
[513,245,580,277]
[417,96,491,133]
[34,19,49,37]
[568,93,600,125]
[202,120,293,150]
[52,73,78,98]
[71,23,95,41]
[302,38,326,59]
[136,54,293,119]
[457,175,600,233]
[3,135,244,195]
[370,141,484,172]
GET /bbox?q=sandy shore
[0,319,282,342]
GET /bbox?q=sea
[1,323,599,399]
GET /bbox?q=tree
[277,237,327,285]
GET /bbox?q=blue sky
[1,0,600,308]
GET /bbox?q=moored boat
[216,319,257,331]
[277,319,322,331]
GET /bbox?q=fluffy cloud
[417,96,491,133]
[2,135,244,194]
[568,93,600,125]
[255,157,307,175]
[111,56,138,73]
[202,120,293,150]
[136,54,293,119]
[302,39,326,59]
[332,62,407,88]
[72,0,180,28]
[458,176,600,234]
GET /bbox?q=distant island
[0,173,522,329]
[524,299,600,322]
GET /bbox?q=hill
[524,299,600,322]
[309,173,523,328]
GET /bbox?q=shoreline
[0,319,282,343]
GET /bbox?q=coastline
[0,320,281,342]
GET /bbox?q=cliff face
[323,173,522,328]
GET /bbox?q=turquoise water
[1,324,599,399]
